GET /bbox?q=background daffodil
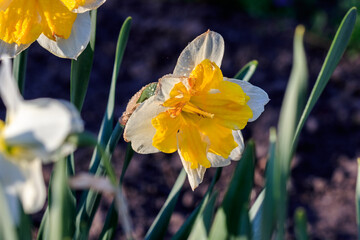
[124,31,269,190]
[0,59,84,223]
[0,0,106,59]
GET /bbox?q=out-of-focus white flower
[0,0,106,59]
[0,59,84,222]
[124,30,269,190]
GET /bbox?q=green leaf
[145,169,186,240]
[48,158,76,240]
[88,16,131,174]
[209,141,255,240]
[137,82,158,103]
[70,10,97,111]
[292,7,357,151]
[12,49,28,95]
[188,192,218,240]
[172,168,222,240]
[261,25,308,240]
[233,60,258,82]
[98,143,135,240]
[294,208,308,240]
[0,183,18,240]
[251,128,276,240]
[16,207,32,240]
[74,124,123,240]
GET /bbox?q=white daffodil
[0,59,84,223]
[124,31,269,190]
[0,0,106,59]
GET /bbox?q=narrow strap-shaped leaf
[48,158,76,240]
[261,26,308,240]
[251,128,276,240]
[88,16,132,173]
[12,49,27,95]
[294,208,308,240]
[233,60,258,82]
[188,192,218,240]
[70,10,97,112]
[74,124,123,240]
[145,169,186,240]
[99,142,135,240]
[172,168,222,240]
[209,141,255,240]
[292,7,357,152]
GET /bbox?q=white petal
[124,96,166,154]
[3,98,84,162]
[37,13,90,59]
[178,149,206,191]
[207,130,244,167]
[72,0,106,13]
[226,78,270,122]
[0,59,23,114]
[173,31,224,77]
[17,159,46,213]
[0,157,46,220]
[0,39,30,59]
[156,74,182,102]
[229,130,244,161]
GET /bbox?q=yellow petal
[199,119,237,159]
[191,80,253,130]
[151,112,181,153]
[59,0,105,13]
[188,59,223,94]
[162,81,190,108]
[38,0,77,41]
[0,0,42,44]
[177,124,210,169]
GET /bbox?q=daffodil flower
[0,0,105,59]
[124,31,269,190]
[0,59,83,223]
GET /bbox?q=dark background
[23,0,360,239]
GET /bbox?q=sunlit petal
[226,78,270,122]
[124,96,166,154]
[0,40,30,59]
[173,31,224,77]
[0,59,23,114]
[178,149,206,191]
[60,0,106,13]
[37,12,90,59]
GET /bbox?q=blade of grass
[145,169,186,240]
[12,49,27,95]
[233,60,258,82]
[261,25,308,240]
[208,141,255,240]
[70,10,97,112]
[294,208,308,240]
[292,7,357,152]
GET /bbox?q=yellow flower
[0,0,105,59]
[0,59,83,223]
[124,31,269,190]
